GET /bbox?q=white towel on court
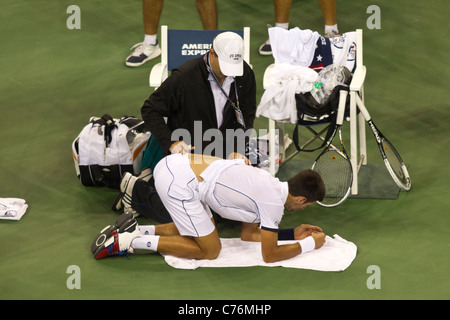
[0,198,28,221]
[163,234,357,271]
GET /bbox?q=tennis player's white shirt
[153,154,288,237]
[200,159,288,233]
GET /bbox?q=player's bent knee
[195,229,221,260]
[203,243,221,260]
[198,237,221,260]
[198,250,217,260]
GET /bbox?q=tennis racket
[355,94,411,191]
[312,90,353,207]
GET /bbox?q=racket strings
[381,139,408,184]
[314,149,352,205]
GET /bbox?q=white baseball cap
[213,32,244,77]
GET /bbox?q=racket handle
[355,93,371,121]
[336,90,348,125]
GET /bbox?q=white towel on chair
[256,63,318,124]
[269,27,320,66]
[163,234,357,271]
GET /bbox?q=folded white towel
[163,234,357,271]
[0,198,28,221]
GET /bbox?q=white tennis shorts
[153,154,214,237]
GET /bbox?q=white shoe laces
[129,42,148,56]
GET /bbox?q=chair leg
[277,122,286,161]
[350,91,358,195]
[269,119,277,176]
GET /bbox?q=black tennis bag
[293,66,353,152]
[72,114,150,189]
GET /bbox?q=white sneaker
[120,172,138,215]
[324,30,340,38]
[125,41,161,67]
[112,171,149,217]
[258,38,272,56]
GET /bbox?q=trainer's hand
[294,224,323,240]
[170,141,195,154]
[228,152,251,165]
[311,232,326,250]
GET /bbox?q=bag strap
[119,116,145,131]
[91,114,117,147]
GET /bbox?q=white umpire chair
[261,28,367,195]
[149,25,251,89]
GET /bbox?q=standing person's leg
[259,0,292,55]
[317,0,339,36]
[143,0,164,40]
[195,0,218,30]
[126,0,162,67]
[274,0,292,26]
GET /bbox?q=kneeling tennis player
[92,153,326,263]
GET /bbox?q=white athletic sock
[131,235,160,251]
[275,22,289,30]
[139,225,156,235]
[325,24,339,34]
[144,34,157,45]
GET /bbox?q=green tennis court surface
[1,0,448,300]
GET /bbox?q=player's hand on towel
[311,232,326,249]
[294,224,323,240]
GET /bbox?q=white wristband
[299,236,315,254]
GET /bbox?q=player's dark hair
[288,169,326,202]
